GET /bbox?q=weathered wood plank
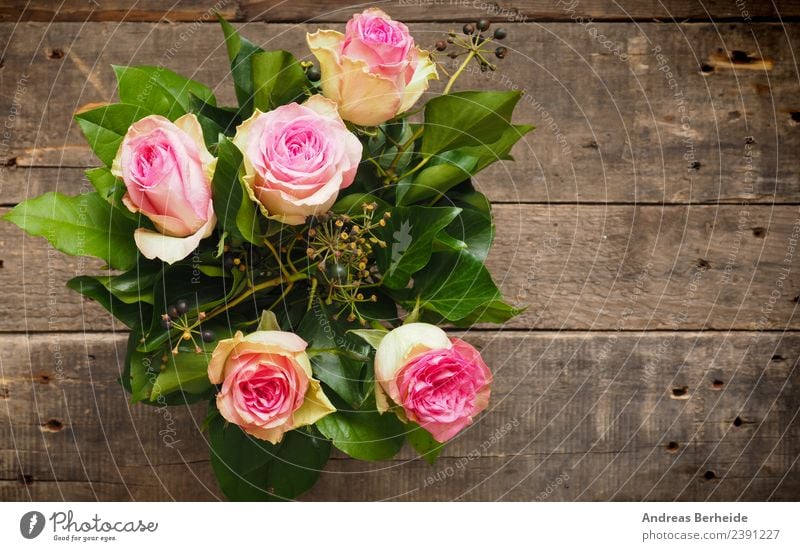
[1,204,798,332]
[3,0,800,23]
[1,331,797,500]
[1,22,798,203]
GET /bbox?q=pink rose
[374,323,492,442]
[112,114,216,264]
[233,95,362,225]
[208,330,335,444]
[307,8,438,126]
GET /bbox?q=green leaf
[424,298,524,327]
[367,119,415,172]
[296,300,368,407]
[3,192,139,270]
[150,348,213,401]
[413,250,502,320]
[251,50,310,111]
[66,276,151,328]
[129,344,158,402]
[190,93,242,137]
[209,410,331,501]
[139,264,247,353]
[437,191,494,262]
[348,329,387,350]
[211,139,261,244]
[315,407,405,461]
[332,192,390,215]
[114,65,216,120]
[420,91,523,156]
[397,151,478,205]
[459,123,535,173]
[91,261,162,304]
[85,167,118,200]
[119,328,141,394]
[406,423,444,465]
[375,206,461,289]
[127,334,218,406]
[85,167,136,219]
[75,103,152,166]
[217,16,264,116]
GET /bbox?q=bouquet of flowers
[4,10,532,500]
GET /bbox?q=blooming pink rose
[208,330,335,444]
[233,95,362,225]
[112,113,216,264]
[307,8,438,126]
[374,323,492,442]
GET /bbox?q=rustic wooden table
[0,0,798,501]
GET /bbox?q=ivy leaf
[413,250,503,321]
[420,91,523,157]
[3,192,139,270]
[209,409,331,501]
[251,50,310,111]
[114,65,216,120]
[437,191,494,262]
[375,206,461,290]
[315,404,405,461]
[75,103,152,166]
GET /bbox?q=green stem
[386,125,425,180]
[443,49,476,94]
[196,272,308,328]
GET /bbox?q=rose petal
[133,205,216,264]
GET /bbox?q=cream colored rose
[307,8,438,126]
[208,330,335,444]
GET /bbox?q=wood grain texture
[1,22,799,203]
[1,332,797,500]
[1,204,798,332]
[1,14,799,502]
[2,0,800,23]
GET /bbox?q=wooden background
[1,0,799,501]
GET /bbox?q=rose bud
[112,114,216,264]
[307,8,438,126]
[208,330,336,444]
[374,323,492,442]
[232,95,362,225]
